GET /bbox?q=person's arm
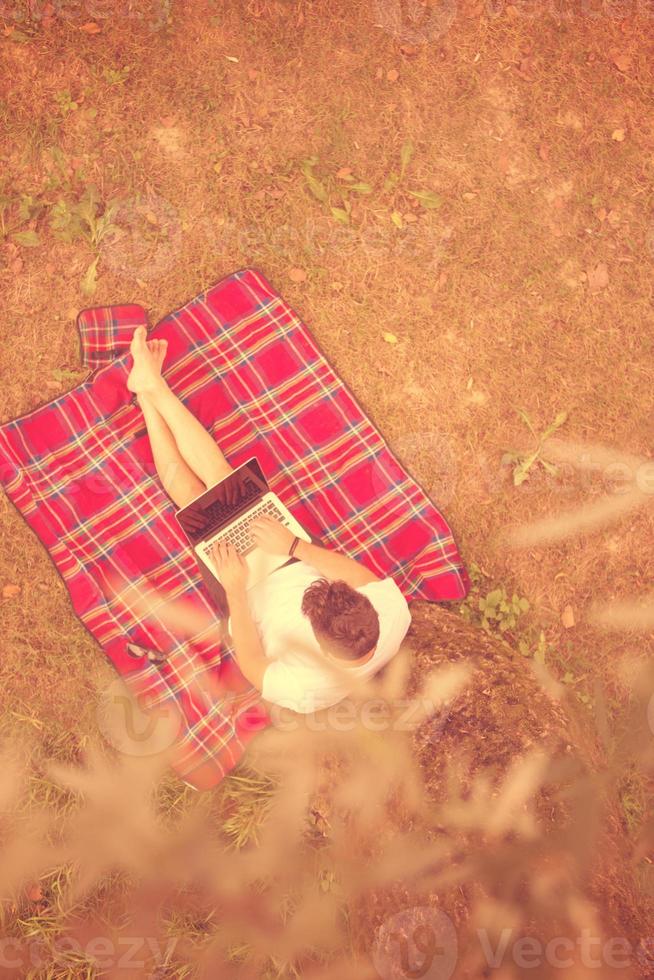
[248,515,381,588]
[225,585,269,691]
[293,538,380,588]
[209,540,268,691]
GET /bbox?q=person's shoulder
[358,575,404,596]
[358,576,411,617]
[281,559,323,580]
[262,560,324,594]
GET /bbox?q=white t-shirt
[228,560,412,714]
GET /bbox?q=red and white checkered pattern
[0,266,470,789]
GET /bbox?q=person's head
[301,577,380,662]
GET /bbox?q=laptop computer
[175,457,312,591]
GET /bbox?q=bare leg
[141,425,206,510]
[135,341,205,507]
[128,327,233,488]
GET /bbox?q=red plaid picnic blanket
[0,266,470,790]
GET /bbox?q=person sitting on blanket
[127,325,411,714]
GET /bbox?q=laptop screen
[175,457,268,544]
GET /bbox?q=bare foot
[127,326,168,394]
[147,338,168,374]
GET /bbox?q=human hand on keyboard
[210,541,249,595]
[249,514,296,556]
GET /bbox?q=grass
[1,0,654,974]
[216,769,280,849]
[619,769,646,836]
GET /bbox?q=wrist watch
[288,536,300,557]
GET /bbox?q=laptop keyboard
[202,498,291,559]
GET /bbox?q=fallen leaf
[10,257,23,274]
[6,27,30,41]
[610,50,632,72]
[606,209,621,227]
[25,884,43,903]
[160,115,176,128]
[79,21,102,33]
[288,267,307,283]
[409,191,443,209]
[225,55,239,62]
[331,282,343,291]
[586,262,609,293]
[375,67,383,80]
[336,167,353,179]
[386,69,399,82]
[596,207,607,221]
[12,230,40,247]
[81,256,99,297]
[557,109,583,131]
[399,43,420,56]
[382,331,398,344]
[538,143,550,161]
[517,56,536,80]
[3,584,20,598]
[559,258,582,289]
[561,604,575,629]
[497,150,511,174]
[611,128,626,142]
[247,69,259,80]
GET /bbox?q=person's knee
[201,462,234,486]
[167,476,206,509]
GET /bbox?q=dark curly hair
[301,577,380,660]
